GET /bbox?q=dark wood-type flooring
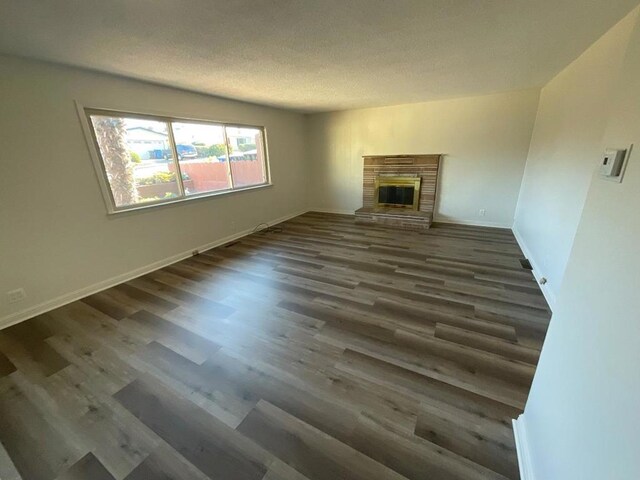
[0,212,550,480]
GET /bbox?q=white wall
[518,7,640,479]
[306,90,540,227]
[0,55,308,326]
[512,12,637,307]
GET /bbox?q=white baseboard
[512,225,557,310]
[0,209,307,330]
[434,218,513,229]
[308,207,355,216]
[513,415,536,480]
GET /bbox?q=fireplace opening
[378,186,415,206]
[374,176,421,210]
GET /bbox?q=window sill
[107,182,273,215]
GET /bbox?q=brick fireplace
[355,154,441,230]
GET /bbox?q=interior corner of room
[1,2,640,479]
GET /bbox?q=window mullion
[222,126,236,189]
[167,122,186,198]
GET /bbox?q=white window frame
[76,103,271,214]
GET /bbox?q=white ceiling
[0,0,637,112]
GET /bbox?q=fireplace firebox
[374,176,421,210]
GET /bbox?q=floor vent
[519,258,533,270]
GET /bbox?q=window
[226,126,267,188]
[83,108,269,212]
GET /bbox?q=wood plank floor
[0,212,550,480]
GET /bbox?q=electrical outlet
[7,288,26,304]
[479,209,486,217]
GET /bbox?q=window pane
[225,127,267,187]
[90,115,182,207]
[171,122,232,195]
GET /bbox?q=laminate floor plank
[318,325,528,410]
[0,438,22,480]
[373,297,519,341]
[56,452,116,480]
[136,340,256,428]
[123,444,212,480]
[0,350,16,378]
[42,365,160,478]
[347,412,509,480]
[114,375,269,480]
[414,403,518,478]
[0,316,70,378]
[0,213,550,480]
[237,400,406,480]
[0,374,86,480]
[0,333,69,379]
[129,273,235,318]
[125,310,222,365]
[81,291,136,321]
[434,323,540,365]
[110,283,180,314]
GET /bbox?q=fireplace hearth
[355,154,441,230]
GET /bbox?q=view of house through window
[171,122,232,196]
[86,110,269,211]
[226,126,267,187]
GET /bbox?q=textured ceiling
[0,0,637,112]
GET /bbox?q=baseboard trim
[308,207,355,216]
[0,209,307,330]
[512,226,557,310]
[434,218,513,229]
[513,415,536,480]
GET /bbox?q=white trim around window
[75,102,272,214]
